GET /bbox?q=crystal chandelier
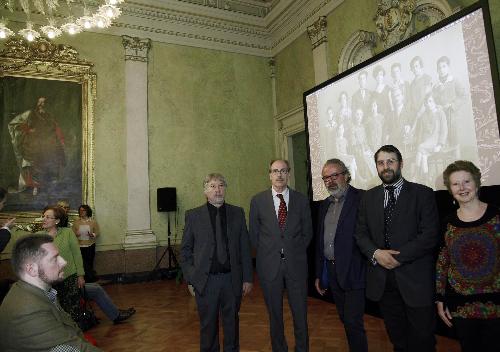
[0,0,124,41]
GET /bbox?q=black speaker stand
[150,212,178,280]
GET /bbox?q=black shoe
[113,308,135,324]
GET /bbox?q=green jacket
[0,281,101,351]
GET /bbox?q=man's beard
[378,168,401,184]
[328,184,347,199]
[39,267,64,286]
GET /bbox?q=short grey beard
[328,185,347,199]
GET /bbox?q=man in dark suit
[314,159,367,352]
[0,235,100,351]
[180,173,253,352]
[355,145,439,352]
[0,187,14,253]
[249,159,313,352]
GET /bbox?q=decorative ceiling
[1,0,344,56]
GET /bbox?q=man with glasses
[314,159,367,352]
[249,159,313,352]
[180,173,253,352]
[355,145,439,352]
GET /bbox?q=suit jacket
[315,186,366,291]
[354,181,439,307]
[0,228,11,253]
[180,203,253,296]
[249,188,313,282]
[0,281,101,351]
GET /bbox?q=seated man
[0,235,101,351]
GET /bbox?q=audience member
[38,205,85,321]
[0,235,101,351]
[355,145,440,352]
[85,282,136,324]
[0,187,14,252]
[180,173,253,351]
[436,160,500,352]
[315,159,367,352]
[249,159,313,352]
[73,204,100,282]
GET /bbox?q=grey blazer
[180,203,253,296]
[354,181,440,307]
[249,188,313,282]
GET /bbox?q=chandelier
[0,0,124,41]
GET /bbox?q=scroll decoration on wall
[0,38,96,230]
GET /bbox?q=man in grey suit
[355,145,439,352]
[249,159,313,352]
[180,173,253,352]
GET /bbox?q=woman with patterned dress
[38,205,85,321]
[436,160,500,352]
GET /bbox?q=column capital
[307,16,328,50]
[122,35,151,62]
[268,57,276,78]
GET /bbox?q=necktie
[384,186,396,249]
[277,194,287,230]
[215,209,227,263]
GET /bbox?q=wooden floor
[88,280,460,352]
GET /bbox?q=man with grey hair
[180,173,253,352]
[314,159,367,352]
[0,235,101,351]
[249,159,313,352]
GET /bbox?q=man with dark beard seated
[0,235,101,351]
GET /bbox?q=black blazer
[180,203,253,296]
[315,186,366,290]
[0,228,11,253]
[249,188,313,282]
[355,181,439,307]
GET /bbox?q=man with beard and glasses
[249,159,313,352]
[0,235,101,351]
[314,159,367,352]
[355,145,440,352]
[180,173,253,352]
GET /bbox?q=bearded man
[314,159,367,352]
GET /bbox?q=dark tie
[384,186,396,249]
[215,209,227,263]
[277,194,287,230]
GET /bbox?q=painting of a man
[8,97,66,196]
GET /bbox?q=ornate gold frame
[0,38,96,227]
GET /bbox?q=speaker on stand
[151,187,178,279]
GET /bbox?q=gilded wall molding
[337,30,376,74]
[122,35,152,62]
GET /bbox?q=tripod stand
[151,211,178,279]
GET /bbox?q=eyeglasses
[42,215,56,220]
[270,169,289,175]
[376,158,399,167]
[322,171,346,181]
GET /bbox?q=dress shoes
[113,307,136,324]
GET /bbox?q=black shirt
[206,203,231,274]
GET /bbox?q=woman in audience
[39,205,85,321]
[436,160,500,352]
[73,204,100,282]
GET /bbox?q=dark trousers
[260,260,309,352]
[379,271,436,352]
[326,261,367,352]
[453,317,500,352]
[195,273,241,352]
[80,244,97,282]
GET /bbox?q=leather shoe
[113,308,136,324]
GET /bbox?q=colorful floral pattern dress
[436,204,500,319]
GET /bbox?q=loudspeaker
[157,187,177,212]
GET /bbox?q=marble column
[307,16,329,85]
[122,35,156,250]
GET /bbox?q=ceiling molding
[3,0,345,57]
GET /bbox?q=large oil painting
[0,38,95,223]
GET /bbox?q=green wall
[148,43,274,243]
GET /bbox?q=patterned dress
[436,205,500,319]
